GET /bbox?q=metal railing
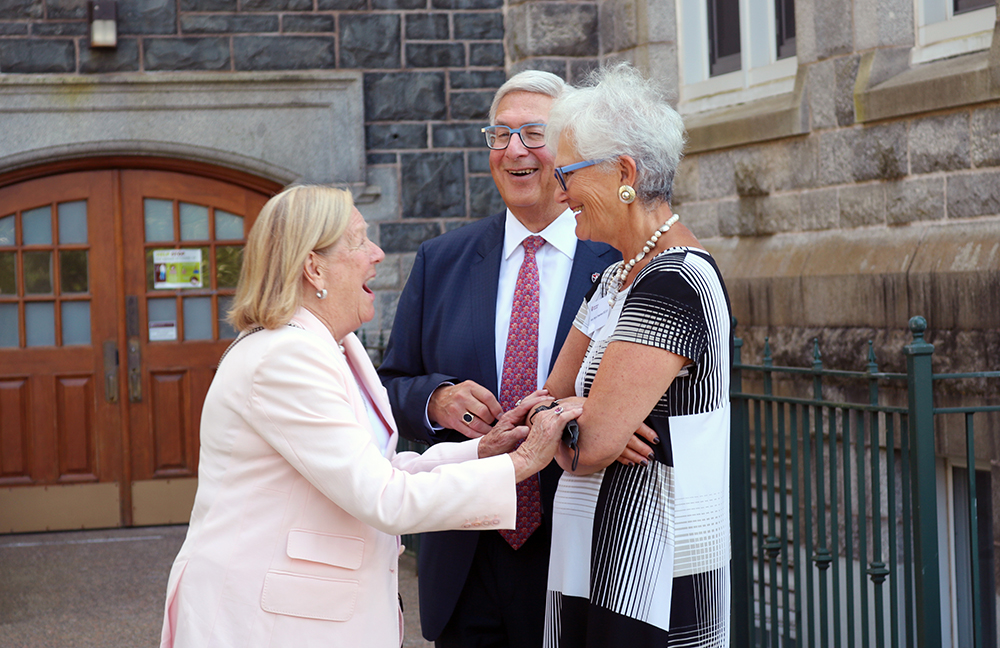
[731,316,999,648]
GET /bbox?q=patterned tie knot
[523,235,545,257]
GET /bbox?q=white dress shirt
[495,208,577,390]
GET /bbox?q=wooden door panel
[55,375,96,481]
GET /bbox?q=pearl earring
[316,289,328,299]
[618,185,636,204]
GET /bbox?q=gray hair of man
[488,69,569,125]
[546,62,686,207]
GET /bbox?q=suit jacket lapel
[343,333,399,457]
[469,215,504,395]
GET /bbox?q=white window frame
[677,0,798,114]
[912,0,996,65]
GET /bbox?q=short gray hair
[489,69,569,125]
[546,63,686,207]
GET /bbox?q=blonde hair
[228,185,353,331]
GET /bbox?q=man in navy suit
[378,70,620,648]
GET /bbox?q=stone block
[241,0,311,10]
[80,38,140,73]
[234,36,335,70]
[118,0,176,35]
[432,123,481,148]
[885,176,944,225]
[282,14,334,33]
[854,0,913,50]
[47,0,86,19]
[375,289,401,330]
[507,3,598,58]
[380,221,444,252]
[0,22,29,34]
[372,0,425,8]
[405,13,449,40]
[432,0,502,8]
[316,0,365,8]
[786,137,818,190]
[947,170,1000,219]
[834,54,859,126]
[568,58,599,83]
[672,156,697,205]
[364,72,447,121]
[450,70,505,89]
[367,254,400,290]
[341,14,401,69]
[357,165,400,223]
[971,106,1000,168]
[716,198,751,236]
[450,90,492,120]
[806,60,837,130]
[838,183,885,228]
[469,42,504,66]
[181,14,279,33]
[368,153,398,165]
[406,43,465,68]
[180,0,236,10]
[852,122,906,181]
[401,151,466,219]
[799,187,839,230]
[0,39,75,72]
[0,0,41,18]
[508,58,566,78]
[469,174,506,215]
[696,150,735,199]
[467,149,491,173]
[32,21,89,36]
[600,0,639,53]
[910,113,970,174]
[145,37,230,70]
[755,194,802,234]
[453,11,503,40]
[367,123,427,150]
[677,201,719,239]
[817,128,855,186]
[811,0,852,59]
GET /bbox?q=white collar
[502,208,578,261]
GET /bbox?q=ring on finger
[462,411,475,425]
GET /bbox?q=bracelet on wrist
[529,400,559,425]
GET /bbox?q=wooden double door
[0,166,274,532]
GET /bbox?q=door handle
[126,296,143,402]
[103,340,119,403]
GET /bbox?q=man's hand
[428,380,503,438]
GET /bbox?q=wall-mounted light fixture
[88,0,117,48]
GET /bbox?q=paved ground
[0,525,432,648]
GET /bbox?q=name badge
[587,298,611,337]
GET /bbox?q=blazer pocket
[261,570,359,621]
[286,529,365,569]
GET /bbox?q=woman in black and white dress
[529,63,733,648]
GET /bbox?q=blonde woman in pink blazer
[159,185,579,648]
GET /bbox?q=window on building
[679,0,798,109]
[914,0,996,64]
[951,466,997,648]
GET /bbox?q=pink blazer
[160,308,517,648]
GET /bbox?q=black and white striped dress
[544,247,732,648]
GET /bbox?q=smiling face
[312,208,384,340]
[553,131,621,244]
[489,91,562,231]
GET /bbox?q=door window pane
[61,301,91,345]
[183,296,212,340]
[23,251,53,294]
[0,303,17,347]
[22,206,52,245]
[148,298,177,342]
[180,203,209,241]
[215,210,244,239]
[0,214,13,246]
[25,301,55,346]
[60,250,89,294]
[144,199,174,242]
[215,246,243,289]
[218,295,237,339]
[57,201,88,244]
[0,252,15,294]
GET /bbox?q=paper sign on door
[153,249,203,289]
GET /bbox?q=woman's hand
[478,390,553,458]
[509,401,583,482]
[614,422,658,466]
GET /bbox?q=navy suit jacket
[377,212,620,641]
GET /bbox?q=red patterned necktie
[498,235,545,550]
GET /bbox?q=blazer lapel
[343,333,399,456]
[469,215,504,395]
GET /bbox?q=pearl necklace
[608,213,680,307]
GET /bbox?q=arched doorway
[0,160,280,533]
